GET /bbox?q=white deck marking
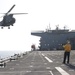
[42,54,45,56]
[49,71,54,75]
[46,67,51,69]
[29,65,33,67]
[0,71,31,73]
[0,71,53,73]
[55,67,70,75]
[26,71,31,72]
[45,56,53,62]
[16,64,19,65]
[61,64,65,66]
[44,63,47,65]
[10,68,14,70]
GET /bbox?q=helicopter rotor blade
[11,13,28,15]
[6,4,16,15]
[0,13,28,15]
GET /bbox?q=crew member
[63,41,71,64]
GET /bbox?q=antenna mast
[49,23,51,30]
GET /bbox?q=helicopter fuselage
[2,14,16,26]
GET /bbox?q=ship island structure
[31,26,75,50]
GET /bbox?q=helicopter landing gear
[1,27,3,29]
[8,26,10,29]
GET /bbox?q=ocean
[0,51,24,59]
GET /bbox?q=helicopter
[0,4,28,29]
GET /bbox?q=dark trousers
[63,51,70,63]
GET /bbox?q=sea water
[0,51,24,59]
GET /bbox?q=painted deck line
[0,71,31,73]
[55,67,70,75]
[49,71,54,75]
[42,54,45,56]
[45,56,53,62]
[0,71,53,73]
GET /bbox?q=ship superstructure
[31,26,75,50]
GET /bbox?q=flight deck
[0,51,75,75]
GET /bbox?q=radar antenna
[56,24,59,30]
[63,25,67,30]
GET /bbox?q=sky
[0,0,75,52]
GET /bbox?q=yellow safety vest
[63,44,71,52]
